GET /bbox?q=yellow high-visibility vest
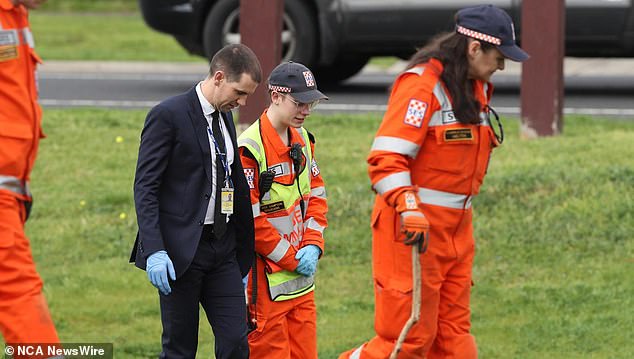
[238,119,315,301]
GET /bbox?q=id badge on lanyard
[208,125,234,215]
[221,186,234,214]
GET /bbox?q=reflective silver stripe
[304,217,325,234]
[405,67,424,76]
[428,111,443,127]
[266,238,292,263]
[429,83,453,127]
[298,127,311,164]
[281,162,291,176]
[370,136,420,158]
[479,82,491,125]
[349,345,363,359]
[269,274,314,299]
[400,211,425,219]
[433,82,451,110]
[431,82,490,127]
[299,127,310,154]
[238,137,261,156]
[0,175,29,196]
[21,28,34,48]
[268,215,294,236]
[418,187,472,209]
[479,111,490,125]
[252,203,261,218]
[299,127,313,187]
[373,171,411,195]
[269,162,291,177]
[429,111,442,127]
[433,109,489,127]
[310,186,326,198]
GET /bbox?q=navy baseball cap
[455,4,529,62]
[268,62,328,103]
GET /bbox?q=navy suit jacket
[130,86,255,277]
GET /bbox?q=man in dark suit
[130,44,262,359]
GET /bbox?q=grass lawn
[30,13,202,62]
[12,108,632,358]
[39,0,138,13]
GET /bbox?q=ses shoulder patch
[404,99,427,128]
[243,168,255,189]
[311,159,320,177]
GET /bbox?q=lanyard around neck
[207,119,233,187]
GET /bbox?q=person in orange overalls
[340,5,529,359]
[0,0,60,349]
[238,62,328,359]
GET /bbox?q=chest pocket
[420,125,479,175]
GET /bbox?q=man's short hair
[210,44,262,84]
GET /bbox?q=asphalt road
[38,61,634,118]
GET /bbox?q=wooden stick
[389,245,421,359]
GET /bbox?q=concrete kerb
[364,58,634,78]
[40,57,634,81]
[40,60,210,75]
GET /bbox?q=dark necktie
[211,111,227,237]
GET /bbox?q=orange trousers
[247,257,317,359]
[340,200,477,359]
[0,193,59,349]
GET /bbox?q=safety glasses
[279,93,320,111]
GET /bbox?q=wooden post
[520,0,565,138]
[239,0,283,130]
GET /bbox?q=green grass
[39,0,138,13]
[30,13,202,62]
[368,56,400,69]
[11,110,634,358]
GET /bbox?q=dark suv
[140,0,634,82]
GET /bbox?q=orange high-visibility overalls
[0,0,59,348]
[341,58,499,359]
[239,111,328,359]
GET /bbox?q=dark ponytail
[406,32,494,124]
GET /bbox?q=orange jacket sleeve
[367,68,440,206]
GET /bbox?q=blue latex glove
[295,245,321,277]
[146,250,176,295]
[242,275,248,290]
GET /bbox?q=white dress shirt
[195,82,234,224]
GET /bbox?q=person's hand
[295,245,321,277]
[395,191,430,253]
[146,250,176,295]
[242,275,248,290]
